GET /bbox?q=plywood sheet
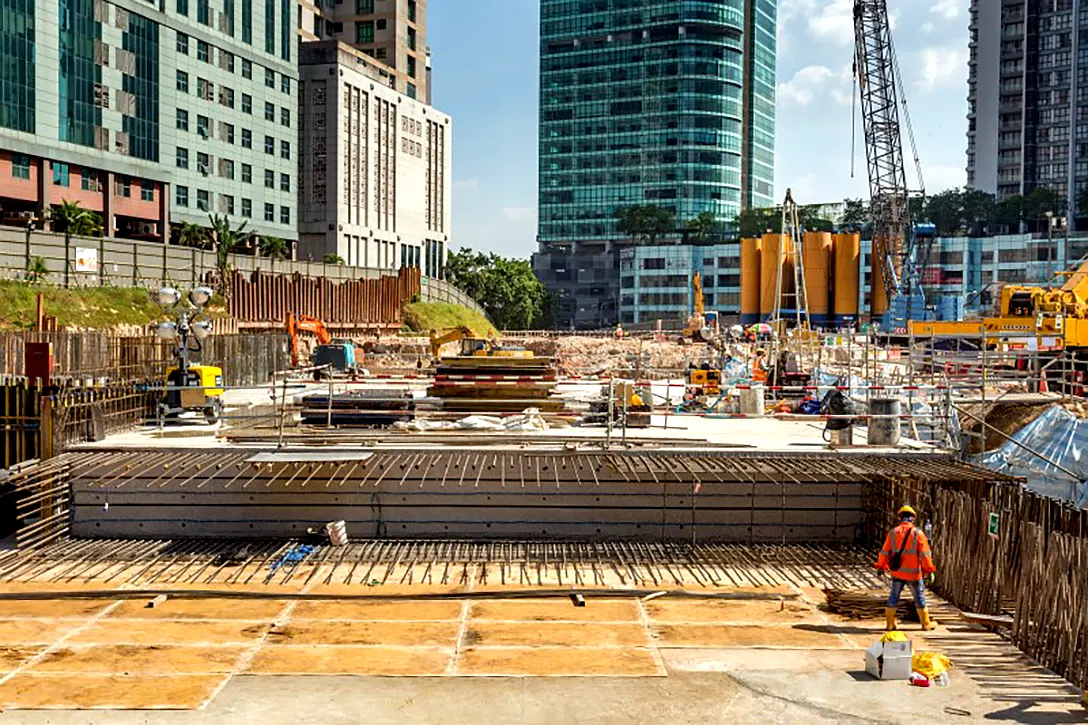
[68,619,270,645]
[107,598,287,620]
[469,599,640,622]
[0,619,79,645]
[245,645,450,675]
[265,621,458,647]
[463,622,649,647]
[645,599,820,624]
[31,644,245,674]
[456,646,660,676]
[0,673,226,709]
[653,624,851,649]
[292,600,462,621]
[0,645,44,673]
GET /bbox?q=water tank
[832,233,860,327]
[759,233,788,320]
[871,247,888,318]
[740,237,762,325]
[802,232,833,328]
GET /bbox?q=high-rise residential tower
[0,0,299,243]
[299,0,429,102]
[533,0,776,329]
[966,0,1081,221]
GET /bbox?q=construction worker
[875,505,938,632]
[752,349,768,383]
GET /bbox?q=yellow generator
[160,364,225,423]
[688,366,722,396]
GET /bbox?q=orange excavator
[285,313,357,375]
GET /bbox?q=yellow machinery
[160,364,224,423]
[429,327,533,360]
[909,258,1088,350]
[683,272,715,342]
[688,366,722,396]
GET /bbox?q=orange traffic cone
[1038,370,1049,394]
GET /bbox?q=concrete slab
[265,621,459,647]
[468,599,641,622]
[67,619,271,646]
[463,622,650,647]
[245,645,451,676]
[645,599,821,624]
[653,624,854,649]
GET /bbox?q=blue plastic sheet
[978,406,1088,508]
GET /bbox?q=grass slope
[0,281,166,330]
[402,302,495,337]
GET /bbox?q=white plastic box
[864,638,913,680]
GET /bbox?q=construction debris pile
[428,354,567,415]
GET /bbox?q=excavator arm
[430,326,477,359]
[286,312,333,368]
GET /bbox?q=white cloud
[778,66,834,106]
[808,0,854,46]
[502,207,537,222]
[930,0,965,20]
[453,179,480,192]
[919,21,935,34]
[916,47,969,92]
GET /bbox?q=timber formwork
[9,448,1014,543]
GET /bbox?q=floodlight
[156,287,181,307]
[189,287,214,307]
[191,320,213,341]
[154,321,178,340]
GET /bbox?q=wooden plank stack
[427,355,567,414]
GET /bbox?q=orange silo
[832,232,860,328]
[802,231,832,328]
[870,240,888,318]
[760,233,791,321]
[740,237,762,325]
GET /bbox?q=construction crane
[853,0,926,327]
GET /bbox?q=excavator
[285,313,358,376]
[682,271,717,343]
[428,326,533,361]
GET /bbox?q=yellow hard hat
[898,505,916,517]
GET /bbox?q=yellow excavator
[682,272,717,342]
[428,326,533,361]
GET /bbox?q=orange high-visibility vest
[753,358,768,383]
[875,522,936,582]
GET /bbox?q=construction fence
[0,227,486,319]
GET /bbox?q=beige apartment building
[297,41,450,275]
[298,0,429,103]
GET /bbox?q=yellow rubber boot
[885,607,898,631]
[918,607,937,631]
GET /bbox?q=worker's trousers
[887,578,926,608]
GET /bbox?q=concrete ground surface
[0,584,1081,723]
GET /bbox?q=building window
[176,108,188,131]
[223,159,235,180]
[407,0,416,22]
[176,31,189,54]
[242,163,252,183]
[177,0,188,14]
[80,168,99,191]
[242,128,252,148]
[197,115,210,139]
[176,185,189,207]
[242,0,252,43]
[197,77,213,101]
[116,176,131,197]
[280,140,290,159]
[224,123,235,144]
[356,0,373,12]
[406,83,416,100]
[242,59,252,79]
[376,18,386,30]
[408,27,416,50]
[264,169,274,188]
[176,147,189,168]
[407,56,416,78]
[224,194,235,214]
[11,154,31,179]
[264,135,274,155]
[176,70,189,93]
[197,40,209,63]
[375,47,386,59]
[280,173,289,191]
[52,162,69,187]
[242,198,252,217]
[197,152,210,174]
[280,75,289,94]
[197,190,210,211]
[280,107,290,127]
[265,68,275,89]
[264,203,274,221]
[280,206,289,224]
[224,0,235,35]
[197,0,209,24]
[264,101,275,121]
[141,181,154,201]
[223,87,235,108]
[355,21,374,44]
[242,93,252,114]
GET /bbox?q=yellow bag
[912,651,953,679]
[880,631,908,644]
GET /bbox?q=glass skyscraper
[534,0,776,329]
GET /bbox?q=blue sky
[430,0,971,258]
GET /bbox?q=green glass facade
[535,0,776,329]
[0,0,35,133]
[122,13,160,162]
[59,0,102,147]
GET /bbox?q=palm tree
[49,201,101,288]
[323,253,345,265]
[260,235,288,260]
[209,214,250,297]
[174,222,208,249]
[686,212,719,243]
[25,256,49,283]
